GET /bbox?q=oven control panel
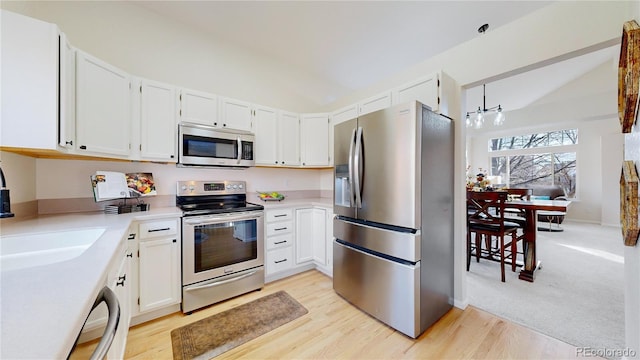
[177,180,246,196]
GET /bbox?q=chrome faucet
[0,166,15,218]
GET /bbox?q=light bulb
[466,113,472,127]
[474,111,484,129]
[493,106,505,126]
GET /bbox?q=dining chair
[504,188,532,226]
[466,191,521,282]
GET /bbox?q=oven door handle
[183,212,262,225]
[184,270,259,292]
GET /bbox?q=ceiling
[130,1,617,112]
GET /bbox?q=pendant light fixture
[466,83,505,128]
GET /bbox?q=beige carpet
[171,291,308,360]
[467,221,625,359]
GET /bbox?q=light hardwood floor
[76,270,579,359]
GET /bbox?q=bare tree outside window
[489,129,577,197]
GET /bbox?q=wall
[0,151,36,203]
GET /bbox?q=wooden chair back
[466,191,508,230]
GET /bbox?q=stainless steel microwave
[178,123,255,168]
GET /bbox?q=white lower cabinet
[264,205,333,282]
[265,208,295,277]
[295,207,327,266]
[78,235,131,359]
[137,218,181,313]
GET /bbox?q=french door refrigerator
[333,101,454,338]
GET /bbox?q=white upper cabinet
[59,33,76,151]
[300,113,330,167]
[254,105,279,165]
[179,88,218,126]
[278,111,300,166]
[0,10,63,151]
[331,104,358,126]
[138,78,178,162]
[219,97,253,132]
[76,50,131,157]
[359,91,392,116]
[254,108,300,167]
[392,72,439,112]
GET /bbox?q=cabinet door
[179,88,218,126]
[138,237,180,313]
[278,111,300,166]
[140,79,178,162]
[107,254,130,360]
[359,91,392,116]
[254,106,278,165]
[58,33,76,150]
[393,73,439,111]
[76,50,131,156]
[300,113,330,167]
[326,211,334,276]
[1,10,59,150]
[331,104,358,126]
[219,97,252,131]
[295,208,314,264]
[311,208,327,265]
[126,228,139,319]
[330,105,358,167]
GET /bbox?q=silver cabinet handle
[148,227,170,233]
[87,286,120,360]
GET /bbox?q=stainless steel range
[177,180,264,314]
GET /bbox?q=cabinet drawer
[266,233,293,250]
[266,221,293,237]
[139,219,178,240]
[266,247,293,274]
[266,209,293,222]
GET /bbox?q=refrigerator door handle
[354,126,364,208]
[348,127,357,207]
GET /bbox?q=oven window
[194,219,257,272]
[183,134,237,159]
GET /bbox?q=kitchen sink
[0,228,106,271]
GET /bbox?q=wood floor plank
[74,270,581,359]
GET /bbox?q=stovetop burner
[176,180,263,216]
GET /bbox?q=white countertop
[248,195,333,210]
[0,198,331,359]
[0,207,182,359]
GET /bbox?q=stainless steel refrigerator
[333,100,454,338]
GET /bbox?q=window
[488,129,577,197]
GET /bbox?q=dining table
[504,198,571,282]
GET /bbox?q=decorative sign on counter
[91,171,156,213]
